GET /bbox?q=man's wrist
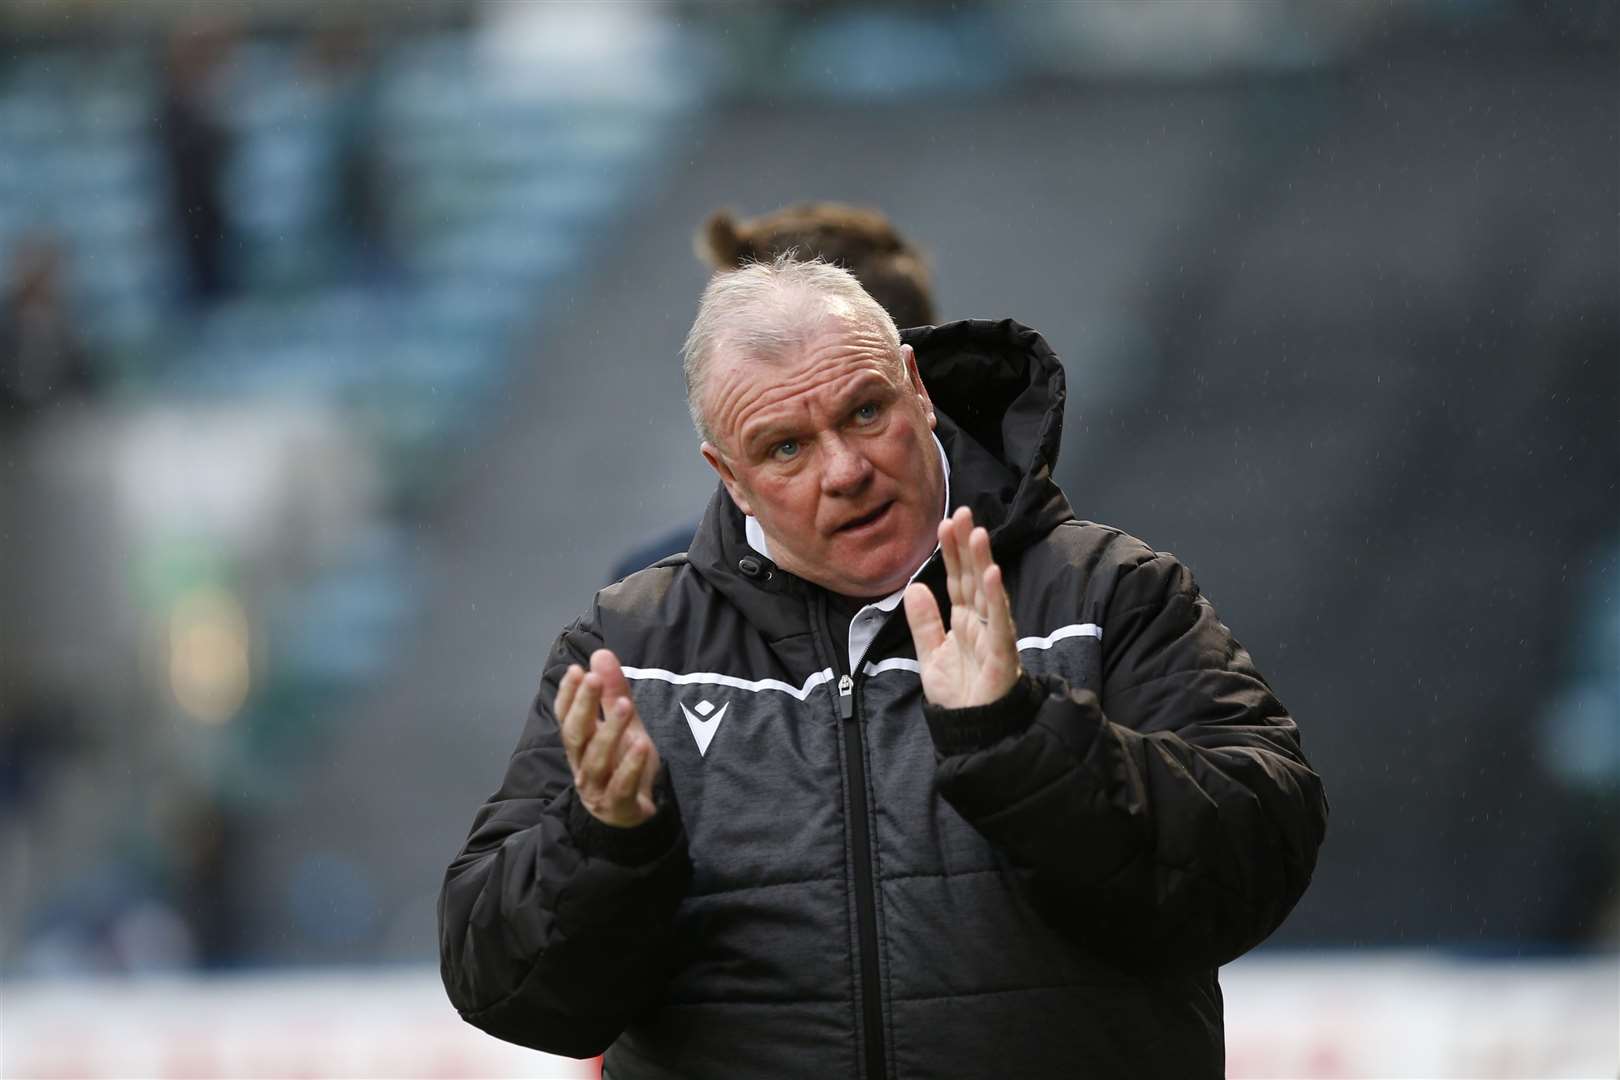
[567,774,679,865]
[924,673,1046,756]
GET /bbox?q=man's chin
[776,523,933,599]
[834,534,939,598]
[827,557,919,603]
[785,557,904,602]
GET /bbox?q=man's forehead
[737,365,893,429]
[711,337,897,391]
[714,314,893,374]
[709,322,902,438]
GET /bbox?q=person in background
[607,202,938,581]
[699,202,937,329]
[0,235,95,421]
[156,18,237,307]
[303,17,396,282]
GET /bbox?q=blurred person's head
[3,234,94,413]
[5,235,67,312]
[684,256,943,600]
[698,203,938,330]
[305,16,374,81]
[163,16,236,93]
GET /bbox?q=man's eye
[772,440,800,460]
[854,403,880,423]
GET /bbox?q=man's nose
[819,434,873,495]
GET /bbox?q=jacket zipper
[837,669,886,1080]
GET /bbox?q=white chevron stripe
[627,624,1101,691]
[859,623,1103,678]
[621,664,836,700]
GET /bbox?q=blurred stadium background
[1,1,1615,1076]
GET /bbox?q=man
[440,257,1328,1077]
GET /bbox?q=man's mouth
[835,500,894,534]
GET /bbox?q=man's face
[700,317,944,600]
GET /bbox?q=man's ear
[900,344,936,429]
[700,440,753,516]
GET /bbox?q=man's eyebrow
[740,410,816,455]
[833,375,896,409]
[738,373,897,453]
[743,421,799,453]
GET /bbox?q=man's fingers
[938,515,963,608]
[945,508,977,606]
[967,525,995,614]
[555,665,582,731]
[591,649,632,708]
[606,736,649,805]
[636,739,660,810]
[569,675,605,777]
[559,667,598,769]
[579,696,633,790]
[952,507,974,558]
[983,562,1017,654]
[904,582,947,658]
[958,511,985,609]
[959,525,980,612]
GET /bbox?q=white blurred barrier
[0,968,591,1079]
[1221,952,1618,1078]
[2,953,1616,1078]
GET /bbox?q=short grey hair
[681,254,902,446]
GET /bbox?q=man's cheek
[766,479,810,523]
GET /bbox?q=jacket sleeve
[437,615,692,1056]
[927,552,1327,972]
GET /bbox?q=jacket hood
[688,318,1072,630]
[904,318,1071,556]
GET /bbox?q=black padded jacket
[439,319,1328,1079]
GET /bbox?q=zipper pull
[837,674,854,720]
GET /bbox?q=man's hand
[556,649,662,828]
[903,507,1023,709]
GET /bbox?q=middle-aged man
[440,257,1329,1078]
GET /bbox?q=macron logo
[678,699,728,757]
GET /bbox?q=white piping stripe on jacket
[862,657,921,676]
[859,622,1104,677]
[627,624,1106,691]
[621,665,836,700]
[1015,622,1103,651]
